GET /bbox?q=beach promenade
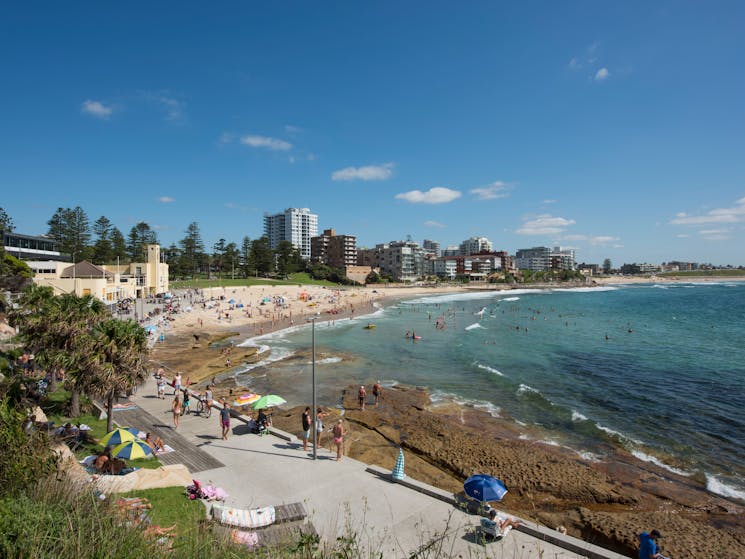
[127,376,626,559]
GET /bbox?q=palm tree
[89,319,148,432]
[9,286,108,416]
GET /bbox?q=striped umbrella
[233,393,261,407]
[101,427,138,447]
[112,439,153,460]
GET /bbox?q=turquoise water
[235,282,745,501]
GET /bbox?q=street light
[307,315,319,460]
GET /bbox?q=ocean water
[233,282,745,502]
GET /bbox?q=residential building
[620,262,661,274]
[515,246,576,271]
[422,239,441,257]
[2,229,68,262]
[311,228,357,269]
[31,244,168,303]
[443,245,459,257]
[459,236,493,256]
[263,208,318,260]
[515,246,551,271]
[358,240,424,282]
[429,252,509,281]
[551,247,577,271]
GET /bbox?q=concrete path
[129,376,624,559]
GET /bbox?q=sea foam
[706,474,745,501]
[465,323,483,330]
[631,450,692,477]
[475,363,504,376]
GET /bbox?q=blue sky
[2,1,744,265]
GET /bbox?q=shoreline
[147,279,745,559]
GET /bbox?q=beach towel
[211,504,276,528]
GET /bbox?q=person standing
[332,419,347,461]
[301,407,312,451]
[173,372,182,395]
[156,374,166,400]
[220,403,231,440]
[315,408,326,449]
[205,385,214,416]
[372,381,382,405]
[358,385,367,410]
[172,395,182,429]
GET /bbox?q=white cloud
[670,197,745,225]
[594,67,610,81]
[139,91,187,122]
[568,57,581,70]
[332,163,394,181]
[424,220,446,228]
[159,97,186,121]
[284,124,303,134]
[218,132,235,144]
[676,234,690,238]
[395,187,462,204]
[81,100,113,119]
[469,181,511,200]
[516,214,576,235]
[158,196,175,203]
[240,134,292,151]
[542,199,557,205]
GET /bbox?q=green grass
[169,273,339,289]
[120,486,205,534]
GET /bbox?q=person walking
[332,418,347,461]
[301,407,312,451]
[372,381,382,405]
[220,402,231,440]
[172,395,182,429]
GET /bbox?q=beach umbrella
[233,393,261,407]
[251,394,287,410]
[464,474,508,502]
[112,439,153,460]
[100,427,138,447]
[228,299,235,304]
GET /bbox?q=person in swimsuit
[172,396,182,429]
[316,408,326,449]
[332,419,347,461]
[372,381,382,405]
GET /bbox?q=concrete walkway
[129,376,626,559]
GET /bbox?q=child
[181,388,191,415]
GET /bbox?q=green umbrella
[251,394,287,410]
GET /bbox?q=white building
[358,240,424,282]
[422,239,441,257]
[263,208,318,260]
[30,244,168,303]
[459,236,492,255]
[515,246,576,271]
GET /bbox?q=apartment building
[263,208,318,260]
[311,228,357,269]
[358,240,424,282]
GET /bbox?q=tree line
[0,205,329,280]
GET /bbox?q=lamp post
[307,315,318,460]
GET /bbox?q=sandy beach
[146,278,745,559]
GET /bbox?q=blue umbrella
[463,474,508,502]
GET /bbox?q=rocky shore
[145,280,745,559]
[270,385,745,559]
